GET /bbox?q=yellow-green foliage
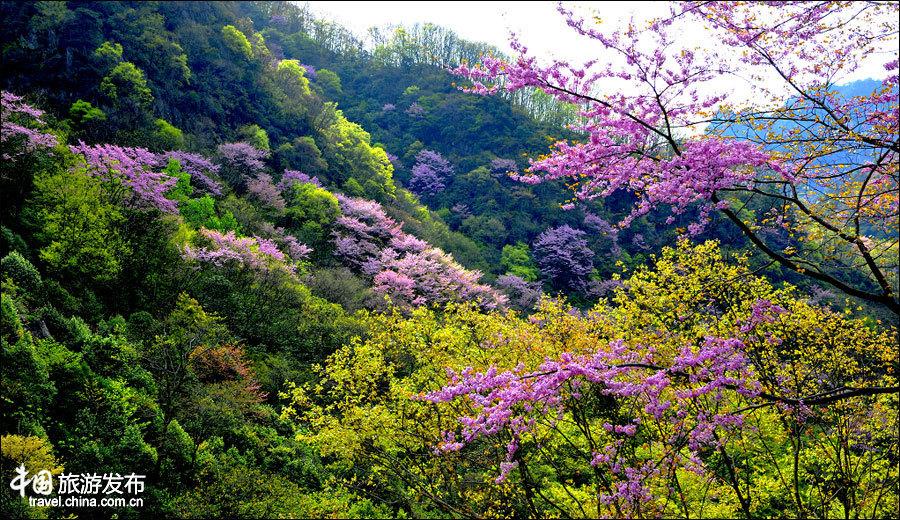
[29,164,130,283]
[285,240,898,518]
[275,59,312,97]
[1,435,63,476]
[221,25,252,59]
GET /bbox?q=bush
[1,252,42,296]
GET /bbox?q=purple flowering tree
[489,157,518,177]
[452,1,900,313]
[182,227,297,276]
[332,194,506,310]
[408,149,453,197]
[405,102,425,117]
[217,142,269,192]
[69,142,179,213]
[1,91,59,161]
[532,225,595,294]
[247,173,286,211]
[277,169,322,191]
[496,274,543,311]
[160,151,223,196]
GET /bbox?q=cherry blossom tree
[453,1,900,314]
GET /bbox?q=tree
[27,164,130,283]
[217,142,269,192]
[420,240,899,518]
[532,225,594,294]
[151,118,185,151]
[332,195,506,310]
[453,2,900,314]
[99,61,153,108]
[143,293,229,429]
[221,25,252,59]
[408,149,453,196]
[237,124,270,152]
[500,242,538,281]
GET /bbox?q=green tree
[27,165,129,283]
[237,124,270,152]
[152,119,185,151]
[501,242,539,281]
[221,25,252,59]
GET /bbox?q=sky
[302,1,658,63]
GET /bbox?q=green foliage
[275,136,327,175]
[69,99,107,125]
[221,25,253,59]
[237,124,270,152]
[100,61,153,108]
[92,41,124,71]
[316,68,342,98]
[153,119,185,151]
[319,110,395,200]
[163,159,192,202]
[274,59,312,100]
[1,252,42,296]
[27,165,129,283]
[180,195,240,232]
[500,242,538,281]
[282,182,339,248]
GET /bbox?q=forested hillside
[1,1,897,519]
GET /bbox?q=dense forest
[1,1,897,519]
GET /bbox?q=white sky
[302,1,652,63]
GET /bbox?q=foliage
[221,25,253,58]
[500,242,538,282]
[290,240,898,518]
[0,2,896,518]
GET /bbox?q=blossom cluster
[333,194,506,310]
[183,227,298,275]
[70,142,179,213]
[422,334,760,504]
[532,225,595,294]
[160,150,222,196]
[408,149,453,196]
[277,169,322,191]
[1,91,58,160]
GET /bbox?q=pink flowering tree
[419,240,898,517]
[453,2,899,314]
[332,194,507,310]
[182,228,298,277]
[1,91,58,161]
[69,142,179,213]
